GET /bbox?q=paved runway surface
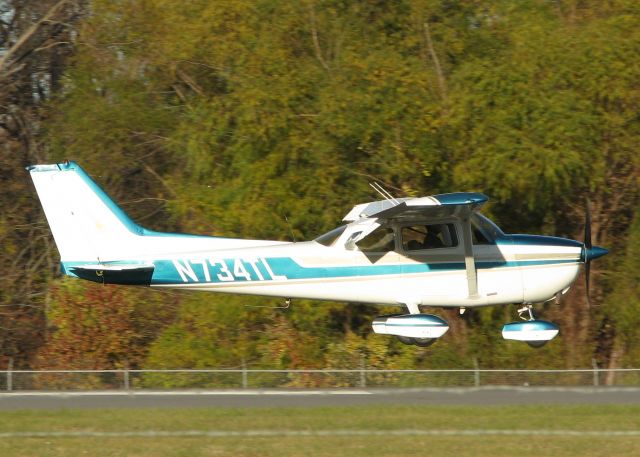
[1,387,639,410]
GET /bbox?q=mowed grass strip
[1,405,640,457]
[2,435,640,457]
[0,405,639,433]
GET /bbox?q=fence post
[122,360,131,390]
[592,358,599,387]
[359,353,367,388]
[473,357,480,387]
[6,357,13,392]
[123,369,130,390]
[241,359,248,389]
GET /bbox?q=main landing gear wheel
[396,336,437,347]
[525,340,548,348]
[412,337,437,347]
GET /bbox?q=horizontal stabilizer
[67,263,154,286]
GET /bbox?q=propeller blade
[585,259,591,308]
[584,199,592,308]
[584,199,592,250]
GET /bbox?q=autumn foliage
[36,281,139,370]
[1,1,639,374]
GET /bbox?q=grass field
[1,404,639,456]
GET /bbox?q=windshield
[315,225,347,247]
[356,226,395,252]
[471,213,504,244]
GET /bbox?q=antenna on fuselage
[244,298,292,310]
[283,213,296,243]
[369,182,400,205]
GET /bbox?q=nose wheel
[524,340,549,348]
[503,304,559,348]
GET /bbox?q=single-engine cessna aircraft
[28,161,608,347]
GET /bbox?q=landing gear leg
[517,304,535,321]
[405,302,420,315]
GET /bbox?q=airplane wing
[343,193,487,222]
[366,193,487,221]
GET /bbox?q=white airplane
[28,161,608,348]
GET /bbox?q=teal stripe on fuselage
[147,257,579,285]
[149,258,461,285]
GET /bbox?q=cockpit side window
[356,226,395,252]
[402,223,458,251]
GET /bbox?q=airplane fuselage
[61,229,583,309]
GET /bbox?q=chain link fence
[2,368,640,391]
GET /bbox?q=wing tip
[432,192,489,205]
[26,160,78,173]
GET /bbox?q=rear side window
[402,223,458,251]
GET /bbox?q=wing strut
[461,216,479,299]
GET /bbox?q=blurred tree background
[1,0,639,377]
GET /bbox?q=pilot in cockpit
[404,224,447,251]
[423,225,444,249]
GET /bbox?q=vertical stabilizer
[28,162,142,262]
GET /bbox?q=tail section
[28,161,283,284]
[28,162,148,263]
